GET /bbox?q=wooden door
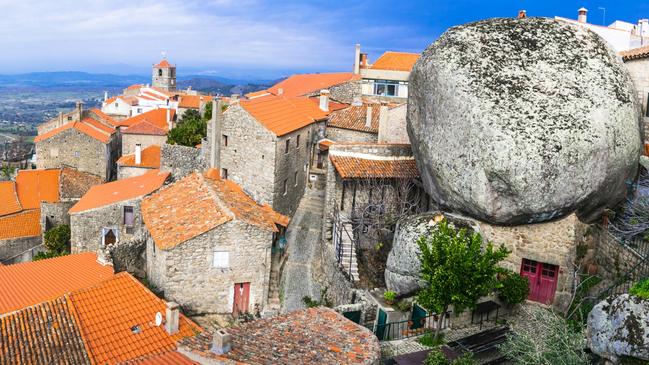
[233,282,250,317]
[520,259,559,304]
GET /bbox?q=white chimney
[354,43,361,74]
[166,108,172,131]
[165,302,179,335]
[578,7,588,23]
[365,105,373,128]
[104,91,108,101]
[378,102,389,142]
[319,89,330,111]
[135,143,142,165]
[211,329,232,354]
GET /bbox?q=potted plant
[384,290,397,305]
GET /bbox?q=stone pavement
[280,187,325,313]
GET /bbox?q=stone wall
[104,238,147,278]
[0,236,42,263]
[41,201,75,232]
[624,58,649,138]
[122,134,166,155]
[36,129,112,181]
[306,80,362,104]
[592,226,644,282]
[326,127,378,143]
[118,166,153,179]
[378,104,409,144]
[70,198,146,254]
[160,143,206,181]
[146,220,273,315]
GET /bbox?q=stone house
[37,102,117,135]
[620,45,649,138]
[177,94,212,118]
[216,95,329,215]
[117,144,161,179]
[141,170,288,315]
[69,170,169,254]
[101,95,139,120]
[117,108,176,155]
[35,116,118,181]
[353,44,420,101]
[246,72,362,103]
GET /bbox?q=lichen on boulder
[407,17,642,225]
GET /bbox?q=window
[296,135,300,148]
[222,135,228,146]
[285,139,290,154]
[114,103,119,108]
[283,179,288,195]
[67,116,72,121]
[213,251,229,268]
[158,69,163,76]
[221,168,228,179]
[101,228,117,246]
[123,206,134,226]
[137,108,142,113]
[294,171,298,186]
[521,258,538,274]
[373,80,399,97]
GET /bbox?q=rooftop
[0,252,114,314]
[620,45,649,61]
[69,170,169,214]
[15,168,61,209]
[329,154,419,179]
[34,118,115,144]
[142,171,288,250]
[0,181,21,216]
[123,120,168,136]
[117,108,175,132]
[117,145,161,169]
[240,95,328,136]
[328,103,381,134]
[155,59,173,68]
[59,167,103,199]
[0,209,41,240]
[368,51,420,71]
[266,72,360,98]
[179,95,213,109]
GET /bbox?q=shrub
[452,353,478,365]
[167,109,207,147]
[44,225,70,253]
[630,278,649,299]
[384,290,397,302]
[498,271,530,306]
[418,331,445,347]
[33,250,67,261]
[424,348,449,365]
[302,296,319,308]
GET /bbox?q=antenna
[155,312,163,326]
[598,7,606,26]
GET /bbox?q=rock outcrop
[588,294,649,363]
[407,17,642,225]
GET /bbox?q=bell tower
[152,53,176,91]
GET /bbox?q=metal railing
[333,210,358,282]
[375,312,451,342]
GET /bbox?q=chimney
[166,108,172,131]
[165,302,179,335]
[578,7,588,23]
[210,99,223,170]
[319,89,330,111]
[277,88,284,96]
[76,101,83,118]
[639,19,649,37]
[518,10,527,19]
[58,111,64,126]
[378,102,389,142]
[104,91,108,101]
[135,143,142,165]
[353,43,361,74]
[211,329,232,355]
[365,105,373,128]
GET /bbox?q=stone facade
[146,220,273,314]
[36,129,117,181]
[102,239,147,278]
[0,236,42,264]
[122,133,166,155]
[378,104,409,144]
[41,201,75,231]
[326,127,378,143]
[70,198,145,254]
[305,80,361,104]
[160,144,206,181]
[117,166,153,179]
[623,58,649,138]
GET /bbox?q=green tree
[203,101,212,120]
[44,224,70,253]
[167,109,207,147]
[416,218,509,340]
[1,165,15,180]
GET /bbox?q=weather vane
[161,51,167,60]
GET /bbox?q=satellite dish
[155,312,163,327]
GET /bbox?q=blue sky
[1,0,648,79]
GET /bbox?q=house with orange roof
[69,170,169,258]
[353,44,420,100]
[250,72,361,103]
[141,170,288,315]
[121,118,168,156]
[117,144,162,179]
[178,94,213,117]
[37,101,117,135]
[102,94,140,120]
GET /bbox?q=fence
[374,312,451,342]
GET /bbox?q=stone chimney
[378,102,389,142]
[58,111,64,126]
[211,329,232,355]
[352,97,362,107]
[319,89,330,111]
[210,99,224,170]
[365,105,373,128]
[165,302,179,335]
[166,108,172,131]
[518,10,527,19]
[76,101,83,118]
[578,7,588,23]
[135,143,142,165]
[354,43,361,74]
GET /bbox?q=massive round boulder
[407,17,642,225]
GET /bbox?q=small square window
[123,206,134,227]
[115,103,119,108]
[213,251,229,268]
[221,168,228,179]
[67,116,72,121]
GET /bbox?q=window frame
[123,206,135,227]
[213,250,229,268]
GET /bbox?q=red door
[520,259,559,304]
[233,282,250,317]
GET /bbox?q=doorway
[233,282,250,317]
[520,258,559,304]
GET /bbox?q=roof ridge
[200,173,236,222]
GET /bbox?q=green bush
[424,348,449,365]
[418,331,445,347]
[33,250,67,261]
[452,353,478,365]
[44,225,70,253]
[498,271,530,306]
[167,109,207,147]
[384,290,397,302]
[630,278,649,299]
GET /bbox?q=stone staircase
[338,222,360,282]
[267,267,281,310]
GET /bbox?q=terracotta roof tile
[15,168,61,209]
[318,138,335,151]
[127,84,145,90]
[155,59,173,68]
[70,272,201,365]
[60,167,103,199]
[89,108,119,127]
[118,108,175,132]
[329,155,419,179]
[126,351,200,365]
[620,45,649,61]
[0,181,21,216]
[267,72,360,98]
[69,170,169,214]
[369,51,420,71]
[240,95,328,136]
[244,90,271,99]
[328,103,381,133]
[0,296,92,365]
[178,95,212,109]
[34,118,114,144]
[0,209,41,240]
[142,172,287,250]
[118,145,161,169]
[0,252,114,314]
[123,120,169,136]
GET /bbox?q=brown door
[520,259,559,305]
[233,282,250,317]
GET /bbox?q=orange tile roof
[60,167,103,199]
[117,108,175,132]
[244,90,271,99]
[89,108,119,127]
[127,84,145,90]
[0,209,41,240]
[155,59,173,68]
[267,72,360,98]
[34,118,114,144]
[70,272,200,365]
[328,103,381,133]
[621,45,649,61]
[240,95,328,136]
[178,95,213,109]
[0,181,21,216]
[142,172,288,250]
[329,155,419,179]
[369,51,420,71]
[318,138,335,151]
[105,96,118,104]
[118,145,161,169]
[307,96,349,112]
[127,351,201,364]
[123,120,168,136]
[0,252,114,314]
[69,170,169,214]
[15,168,61,209]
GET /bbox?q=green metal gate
[374,308,388,341]
[410,303,427,330]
